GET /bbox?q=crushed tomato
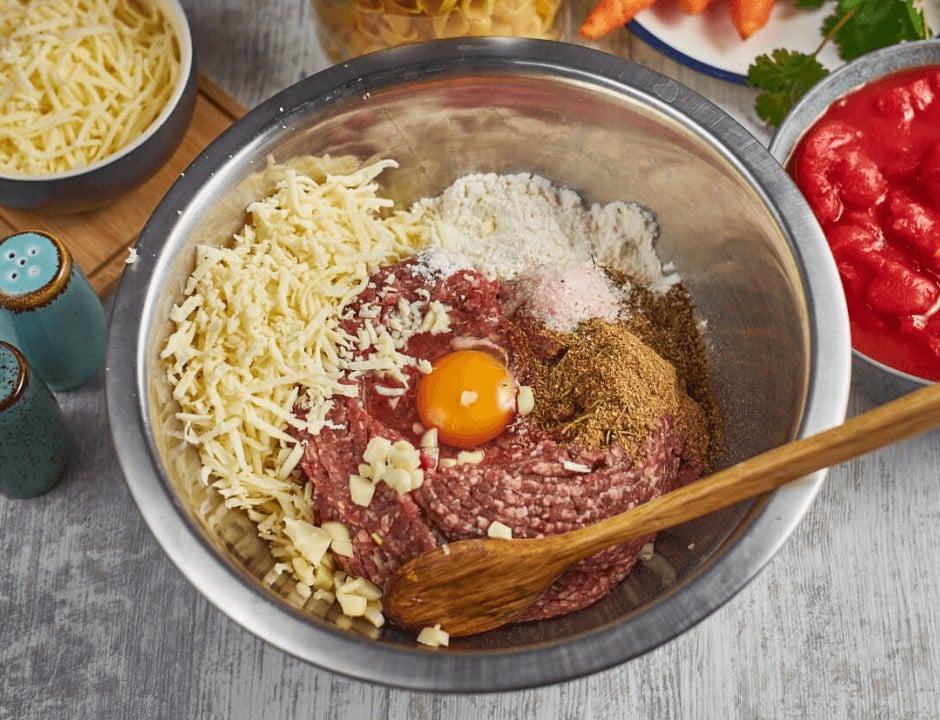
[789,65,940,380]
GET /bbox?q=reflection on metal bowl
[106,38,850,692]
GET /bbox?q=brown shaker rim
[0,340,29,411]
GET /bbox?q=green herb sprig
[747,0,932,128]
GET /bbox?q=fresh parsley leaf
[823,0,930,61]
[748,0,933,127]
[747,50,830,127]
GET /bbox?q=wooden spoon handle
[562,380,940,562]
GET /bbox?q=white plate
[629,3,873,84]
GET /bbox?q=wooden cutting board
[0,76,245,299]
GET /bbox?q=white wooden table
[2,2,939,718]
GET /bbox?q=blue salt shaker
[0,230,107,391]
[0,340,69,498]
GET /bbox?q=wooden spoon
[385,380,940,637]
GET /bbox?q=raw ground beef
[300,398,438,584]
[296,256,707,623]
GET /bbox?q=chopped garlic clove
[283,518,332,567]
[517,385,535,416]
[349,474,376,507]
[456,450,484,465]
[487,520,513,539]
[417,624,450,647]
[336,592,368,617]
[331,538,355,558]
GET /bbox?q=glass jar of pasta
[312,0,567,63]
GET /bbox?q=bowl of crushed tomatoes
[770,39,940,393]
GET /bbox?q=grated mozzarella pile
[161,156,431,621]
[0,0,180,175]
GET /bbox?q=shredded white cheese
[161,156,431,625]
[0,0,181,175]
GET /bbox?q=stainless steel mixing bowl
[106,38,851,692]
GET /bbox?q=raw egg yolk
[416,350,517,449]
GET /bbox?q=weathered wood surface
[2,2,938,718]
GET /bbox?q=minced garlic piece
[349,474,376,507]
[459,390,479,407]
[321,521,355,558]
[336,592,368,617]
[456,450,484,465]
[417,624,450,648]
[517,385,535,416]
[351,435,424,505]
[487,520,512,540]
[283,517,331,567]
[334,575,384,626]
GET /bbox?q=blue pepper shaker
[0,230,107,391]
[0,340,70,498]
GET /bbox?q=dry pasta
[0,0,181,176]
[312,0,562,63]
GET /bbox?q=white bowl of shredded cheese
[0,0,195,214]
[106,39,852,691]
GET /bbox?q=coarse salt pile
[504,262,624,333]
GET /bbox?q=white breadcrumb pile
[411,172,677,290]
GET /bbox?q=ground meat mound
[297,256,712,623]
[300,398,438,584]
[415,420,699,620]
